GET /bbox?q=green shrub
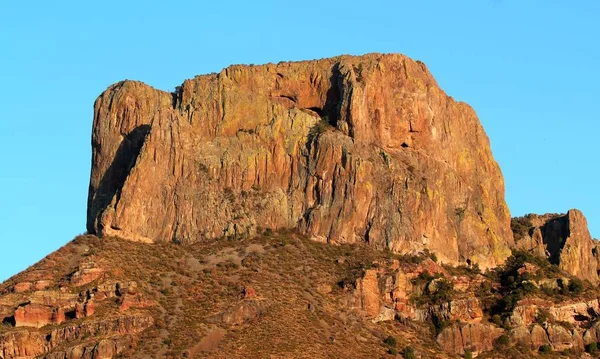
[568,277,585,294]
[535,309,551,325]
[402,346,416,359]
[429,279,455,304]
[494,335,510,349]
[432,316,451,335]
[411,270,435,285]
[511,216,533,240]
[308,117,332,141]
[401,254,426,265]
[491,314,504,327]
[383,335,397,348]
[388,347,398,355]
[464,351,473,359]
[539,344,552,354]
[586,342,598,354]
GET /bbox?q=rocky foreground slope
[2,53,600,358]
[1,227,600,359]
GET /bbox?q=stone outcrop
[0,315,152,359]
[70,262,104,287]
[513,209,599,283]
[14,304,65,328]
[436,323,504,355]
[87,53,513,269]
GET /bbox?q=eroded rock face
[87,53,513,268]
[14,304,65,328]
[0,315,152,358]
[514,209,599,283]
[436,323,503,355]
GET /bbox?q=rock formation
[87,53,513,269]
[3,53,598,358]
[513,209,599,283]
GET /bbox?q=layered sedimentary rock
[513,209,599,283]
[87,53,513,268]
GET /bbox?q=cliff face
[87,53,513,268]
[513,209,599,283]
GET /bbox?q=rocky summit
[87,53,513,269]
[2,53,599,358]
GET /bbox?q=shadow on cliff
[541,215,570,265]
[306,63,343,148]
[87,125,151,234]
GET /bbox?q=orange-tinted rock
[546,324,576,351]
[84,299,95,317]
[87,53,513,269]
[118,294,155,311]
[214,300,264,327]
[514,209,598,283]
[530,324,550,348]
[14,304,65,328]
[75,299,95,319]
[0,314,154,358]
[70,262,104,287]
[353,269,381,318]
[33,280,51,291]
[28,290,78,308]
[0,330,47,358]
[242,286,257,299]
[12,282,32,293]
[436,322,504,355]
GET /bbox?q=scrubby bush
[586,342,598,354]
[535,309,551,325]
[539,344,552,354]
[511,216,533,240]
[494,335,510,349]
[411,277,455,306]
[402,346,416,359]
[430,279,455,304]
[383,335,397,348]
[464,351,473,359]
[568,277,585,294]
[491,314,504,327]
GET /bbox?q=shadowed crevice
[87,125,151,234]
[2,315,15,327]
[305,63,343,149]
[541,215,570,266]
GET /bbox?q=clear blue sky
[1,1,598,281]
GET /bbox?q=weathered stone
[353,269,381,318]
[118,294,155,311]
[75,299,95,319]
[12,282,32,293]
[70,262,104,287]
[530,324,550,348]
[436,322,504,355]
[242,286,257,299]
[415,297,483,323]
[213,300,264,327]
[87,53,513,269]
[33,280,51,291]
[0,330,47,358]
[14,304,65,328]
[514,210,598,283]
[584,321,600,345]
[546,324,576,351]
